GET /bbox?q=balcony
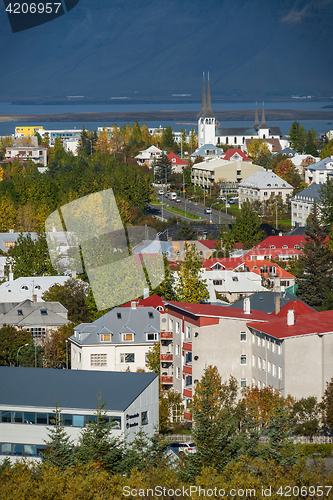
[160,331,173,340]
[183,388,192,397]
[161,375,173,385]
[183,342,192,351]
[184,412,192,421]
[183,365,192,374]
[160,353,173,361]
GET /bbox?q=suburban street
[148,194,235,224]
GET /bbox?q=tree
[153,255,176,301]
[7,232,57,279]
[187,367,246,477]
[188,129,197,153]
[232,200,264,249]
[18,339,44,368]
[159,389,184,433]
[42,401,75,469]
[295,202,333,308]
[291,397,321,437]
[318,178,333,232]
[246,139,271,166]
[321,378,333,433]
[146,342,160,375]
[154,153,172,184]
[94,127,110,155]
[215,224,236,257]
[289,121,307,152]
[42,278,91,324]
[0,135,14,160]
[241,385,291,430]
[162,125,175,149]
[0,197,17,232]
[320,139,333,159]
[262,404,298,467]
[176,220,196,240]
[0,325,31,366]
[174,243,209,303]
[77,398,125,473]
[44,323,74,368]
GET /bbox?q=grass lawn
[165,206,203,220]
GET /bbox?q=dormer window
[282,245,288,249]
[21,286,29,291]
[101,334,111,342]
[146,332,158,341]
[40,309,47,315]
[17,310,23,315]
[122,333,133,342]
[156,306,163,312]
[148,312,154,318]
[232,276,239,282]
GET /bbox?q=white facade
[5,146,48,166]
[305,157,333,184]
[191,157,265,188]
[291,183,321,228]
[238,171,293,206]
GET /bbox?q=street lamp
[219,206,224,224]
[210,202,219,224]
[161,192,164,221]
[17,343,29,367]
[65,339,69,369]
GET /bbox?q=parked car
[216,196,226,201]
[228,196,239,204]
[205,208,212,214]
[165,442,196,455]
[175,198,181,203]
[158,189,164,195]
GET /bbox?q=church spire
[197,72,206,118]
[259,101,267,128]
[252,102,259,129]
[203,71,215,118]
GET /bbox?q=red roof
[244,248,303,259]
[121,293,167,312]
[220,149,251,162]
[166,301,270,321]
[167,152,188,165]
[252,235,307,250]
[247,309,333,339]
[244,259,295,279]
[199,240,217,249]
[201,257,244,270]
[276,300,316,317]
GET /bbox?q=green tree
[162,125,175,149]
[42,278,91,324]
[262,404,298,467]
[296,202,333,309]
[153,255,176,301]
[215,224,236,257]
[176,220,196,240]
[174,243,209,303]
[320,139,333,159]
[7,232,57,279]
[232,200,264,249]
[291,397,321,437]
[0,325,31,366]
[159,389,184,433]
[18,339,44,368]
[42,401,75,469]
[44,323,74,369]
[154,153,172,184]
[318,178,333,232]
[289,121,307,152]
[0,135,14,160]
[146,342,160,375]
[77,399,125,474]
[188,129,197,153]
[321,378,333,433]
[0,196,16,232]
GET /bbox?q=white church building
[197,74,289,151]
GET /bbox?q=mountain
[1,0,333,101]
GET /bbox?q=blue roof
[291,183,321,201]
[0,367,158,412]
[305,157,333,171]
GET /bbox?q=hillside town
[1,79,333,494]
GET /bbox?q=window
[272,364,276,377]
[78,352,81,363]
[176,344,180,356]
[141,411,148,426]
[148,312,154,318]
[271,340,275,352]
[91,353,107,366]
[278,367,283,380]
[185,351,192,364]
[169,319,174,331]
[258,357,262,369]
[262,359,266,371]
[73,415,85,427]
[240,378,247,388]
[117,313,122,319]
[4,241,15,248]
[120,353,134,363]
[37,413,48,424]
[240,332,247,342]
[24,412,35,424]
[101,334,111,342]
[232,276,239,281]
[40,309,48,315]
[240,355,247,365]
[185,375,192,386]
[1,411,11,423]
[277,342,282,355]
[17,310,23,316]
[111,416,121,429]
[176,366,180,379]
[252,355,255,367]
[257,336,261,346]
[26,327,46,339]
[258,381,262,389]
[176,322,180,334]
[261,338,265,347]
[146,332,158,341]
[12,412,23,423]
[122,333,133,342]
[252,333,255,344]
[268,361,271,373]
[186,326,191,339]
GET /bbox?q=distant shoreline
[1,109,333,123]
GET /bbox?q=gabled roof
[271,147,296,158]
[121,294,166,313]
[240,170,293,189]
[291,183,321,202]
[191,144,223,157]
[220,149,251,162]
[252,235,306,250]
[231,291,314,315]
[0,367,158,412]
[166,300,270,321]
[167,152,188,165]
[0,299,68,327]
[304,156,333,171]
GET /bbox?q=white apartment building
[238,171,293,206]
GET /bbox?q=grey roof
[239,170,293,189]
[0,299,68,327]
[291,183,321,202]
[0,366,158,411]
[216,126,258,136]
[73,305,160,345]
[230,291,316,314]
[0,232,38,253]
[271,147,296,158]
[285,226,307,236]
[304,157,333,171]
[191,144,223,157]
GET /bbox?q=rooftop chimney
[243,296,251,314]
[287,309,295,326]
[143,288,149,299]
[131,301,137,309]
[275,292,281,315]
[9,264,13,282]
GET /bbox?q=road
[148,195,235,224]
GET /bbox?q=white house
[135,146,163,166]
[5,146,48,166]
[200,269,267,303]
[304,157,333,184]
[291,183,322,227]
[70,302,162,372]
[238,171,294,206]
[0,367,159,461]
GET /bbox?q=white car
[158,189,164,195]
[205,208,212,214]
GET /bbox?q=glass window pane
[62,414,73,426]
[1,443,11,455]
[24,412,36,424]
[37,413,48,424]
[24,444,36,456]
[12,412,23,423]
[72,415,84,427]
[13,444,23,455]
[111,416,121,429]
[1,411,11,423]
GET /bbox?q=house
[220,149,251,162]
[70,302,161,372]
[191,157,265,189]
[0,231,38,253]
[0,276,70,302]
[0,299,68,344]
[251,234,307,251]
[5,146,48,166]
[238,171,294,206]
[133,239,215,261]
[135,146,163,166]
[289,154,319,174]
[191,144,224,160]
[199,268,267,303]
[291,183,322,228]
[305,157,333,184]
[15,126,44,137]
[0,366,158,461]
[167,152,188,173]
